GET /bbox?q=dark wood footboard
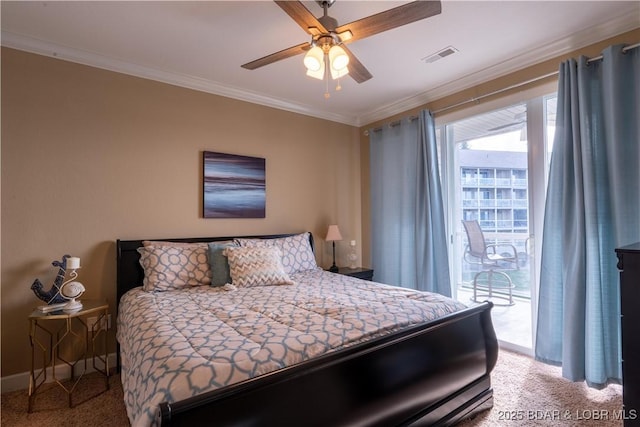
[158,302,497,427]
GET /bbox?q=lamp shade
[306,66,325,80]
[304,46,324,72]
[330,65,349,80]
[329,45,349,71]
[305,46,325,80]
[325,225,343,242]
[329,45,349,80]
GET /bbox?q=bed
[116,232,498,427]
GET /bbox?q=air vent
[422,46,458,64]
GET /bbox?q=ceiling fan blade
[241,42,310,70]
[342,45,372,83]
[336,1,442,43]
[274,1,328,35]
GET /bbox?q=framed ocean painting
[203,151,266,218]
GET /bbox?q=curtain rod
[364,42,640,135]
[363,69,558,135]
[587,41,640,63]
[364,115,417,136]
[431,70,559,115]
[432,42,639,116]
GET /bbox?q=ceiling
[2,1,639,127]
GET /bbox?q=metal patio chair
[462,220,519,306]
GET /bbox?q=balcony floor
[457,286,532,351]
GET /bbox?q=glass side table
[28,299,110,412]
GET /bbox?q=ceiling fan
[241,0,442,84]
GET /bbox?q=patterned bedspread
[117,269,466,427]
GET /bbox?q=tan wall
[359,28,640,266]
[4,28,638,380]
[1,48,361,378]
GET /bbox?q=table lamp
[325,225,342,273]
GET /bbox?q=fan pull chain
[324,56,330,98]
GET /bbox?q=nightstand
[336,267,374,281]
[28,299,110,412]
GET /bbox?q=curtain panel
[536,44,639,388]
[369,110,451,296]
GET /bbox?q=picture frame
[203,151,266,218]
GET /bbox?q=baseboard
[1,352,119,393]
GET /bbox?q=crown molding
[356,13,640,127]
[1,31,360,126]
[3,7,638,129]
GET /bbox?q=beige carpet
[1,350,623,426]
[1,373,128,427]
[458,350,623,426]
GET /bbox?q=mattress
[117,268,466,427]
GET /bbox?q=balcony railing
[462,198,529,208]
[462,177,528,187]
[477,220,529,230]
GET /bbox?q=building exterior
[457,149,531,297]
[459,149,529,234]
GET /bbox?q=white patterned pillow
[138,244,212,291]
[223,246,294,287]
[235,232,317,274]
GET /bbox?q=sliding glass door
[439,94,556,352]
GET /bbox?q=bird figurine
[31,255,71,304]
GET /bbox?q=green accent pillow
[207,241,237,286]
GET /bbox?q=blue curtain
[369,110,451,296]
[536,44,639,388]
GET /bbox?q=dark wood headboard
[116,232,314,306]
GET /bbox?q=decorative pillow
[235,232,317,274]
[207,241,237,287]
[138,245,212,292]
[223,246,294,287]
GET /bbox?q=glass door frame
[435,84,557,355]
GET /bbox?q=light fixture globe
[329,45,349,71]
[306,66,325,80]
[304,46,324,72]
[330,64,349,80]
[303,36,350,92]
